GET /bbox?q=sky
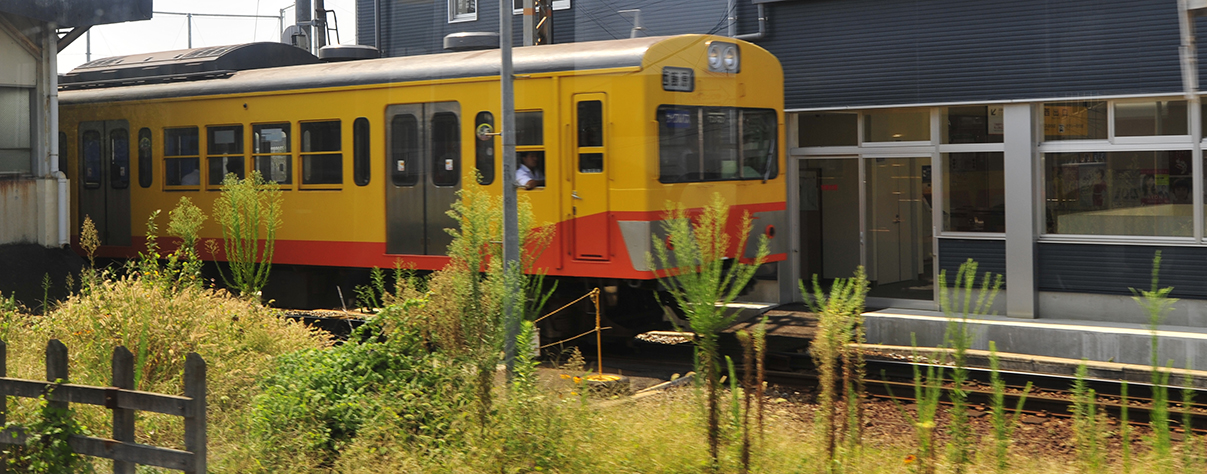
[58,0,357,74]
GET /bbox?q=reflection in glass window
[1044,150,1193,237]
[391,115,419,187]
[799,113,857,147]
[301,121,342,185]
[164,127,200,186]
[109,129,129,189]
[657,105,778,183]
[942,106,1004,144]
[1043,101,1107,141]
[207,125,244,185]
[943,152,1004,233]
[253,123,291,185]
[449,0,476,22]
[863,108,929,142]
[1115,100,1188,137]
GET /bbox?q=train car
[57,35,786,330]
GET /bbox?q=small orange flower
[904,454,917,465]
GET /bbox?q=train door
[385,102,461,255]
[570,94,609,260]
[78,120,132,247]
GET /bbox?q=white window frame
[449,0,478,23]
[512,0,570,14]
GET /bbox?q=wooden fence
[0,339,205,473]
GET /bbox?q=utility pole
[1180,0,1207,243]
[500,0,520,376]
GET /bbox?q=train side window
[301,120,342,185]
[253,123,292,185]
[109,128,130,189]
[516,111,543,146]
[577,101,603,173]
[353,117,370,186]
[58,132,68,179]
[390,115,419,187]
[164,127,200,186]
[474,112,495,185]
[207,125,244,186]
[138,128,152,188]
[82,130,102,188]
[431,112,459,187]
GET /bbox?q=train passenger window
[82,130,101,188]
[430,112,459,187]
[138,128,152,188]
[353,118,370,186]
[109,128,130,189]
[390,115,419,186]
[474,111,495,185]
[164,127,200,186]
[741,110,778,180]
[207,125,244,186]
[301,120,342,185]
[58,132,68,179]
[516,111,543,146]
[253,123,292,185]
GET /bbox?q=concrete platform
[864,308,1207,370]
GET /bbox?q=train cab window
[353,118,370,186]
[109,128,130,189]
[301,120,342,185]
[138,128,152,188]
[577,101,603,173]
[207,125,244,186]
[474,111,495,185]
[430,112,459,187]
[82,130,102,188]
[657,106,778,183]
[164,127,200,186]
[516,111,543,146]
[58,132,68,179]
[390,115,419,186]
[253,123,292,185]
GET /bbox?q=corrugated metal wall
[756,0,1190,110]
[937,238,1006,288]
[1037,243,1207,299]
[356,0,737,57]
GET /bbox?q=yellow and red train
[58,34,786,316]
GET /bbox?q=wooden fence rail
[0,339,205,473]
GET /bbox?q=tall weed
[1130,251,1176,471]
[211,170,282,299]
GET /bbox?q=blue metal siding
[757,0,1189,110]
[938,238,1006,288]
[1037,243,1207,299]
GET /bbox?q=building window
[863,108,929,143]
[0,87,32,175]
[1043,101,1107,141]
[302,121,342,185]
[207,125,244,186]
[942,106,1004,144]
[513,0,570,13]
[799,113,857,147]
[1044,151,1193,237]
[1115,100,1188,137]
[449,0,477,23]
[164,127,200,186]
[943,152,1004,233]
[253,123,292,185]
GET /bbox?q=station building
[0,1,151,302]
[356,0,1207,368]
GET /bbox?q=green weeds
[211,170,282,299]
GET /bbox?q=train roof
[59,35,689,105]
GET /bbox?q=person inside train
[515,151,545,190]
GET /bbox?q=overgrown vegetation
[651,193,769,468]
[210,170,282,299]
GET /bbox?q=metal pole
[297,0,313,53]
[523,0,533,46]
[1181,0,1206,243]
[85,29,90,62]
[501,0,520,377]
[314,0,327,49]
[187,13,192,48]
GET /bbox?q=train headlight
[707,41,740,73]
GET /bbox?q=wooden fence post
[183,352,206,474]
[112,346,135,474]
[45,339,68,412]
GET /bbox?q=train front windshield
[657,106,778,184]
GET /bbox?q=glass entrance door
[865,157,933,300]
[798,156,934,302]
